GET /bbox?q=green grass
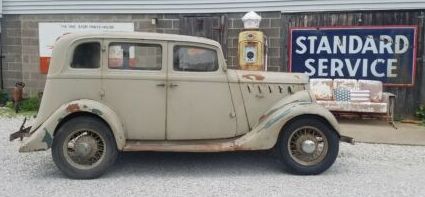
[0,107,36,118]
[19,97,40,112]
[0,99,39,118]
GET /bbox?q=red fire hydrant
[12,82,25,113]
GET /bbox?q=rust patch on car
[242,74,265,81]
[66,103,80,113]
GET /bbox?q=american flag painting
[350,90,370,102]
[334,88,350,102]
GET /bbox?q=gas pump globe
[242,11,261,29]
[238,11,267,71]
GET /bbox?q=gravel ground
[1,117,425,197]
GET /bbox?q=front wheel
[277,118,339,175]
[52,116,118,179]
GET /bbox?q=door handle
[169,83,178,88]
[156,83,166,87]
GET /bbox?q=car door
[102,39,167,140]
[166,42,237,140]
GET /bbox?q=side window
[71,42,100,69]
[108,43,162,70]
[173,46,218,72]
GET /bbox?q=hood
[232,70,309,84]
[228,69,310,130]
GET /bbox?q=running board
[123,138,245,152]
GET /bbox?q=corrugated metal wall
[2,0,425,14]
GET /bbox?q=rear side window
[71,42,100,69]
[108,43,162,70]
[173,46,218,72]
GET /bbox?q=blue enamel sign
[289,26,417,86]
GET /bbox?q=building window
[173,46,218,72]
[108,43,162,70]
[71,42,100,69]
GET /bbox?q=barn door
[180,15,227,57]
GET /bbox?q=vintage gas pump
[238,11,267,71]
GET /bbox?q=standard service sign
[289,26,417,86]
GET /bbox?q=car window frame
[107,42,163,71]
[170,43,222,74]
[68,40,102,71]
[103,39,166,74]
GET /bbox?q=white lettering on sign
[395,35,409,54]
[303,58,399,78]
[294,33,412,79]
[379,35,393,54]
[295,35,410,55]
[308,36,318,54]
[349,36,362,54]
[387,59,398,77]
[362,35,378,54]
[296,37,307,54]
[330,59,344,77]
[317,37,332,54]
[333,36,347,54]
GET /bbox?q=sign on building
[289,26,417,86]
[38,23,134,74]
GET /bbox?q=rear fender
[19,99,126,152]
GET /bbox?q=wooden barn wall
[281,10,425,119]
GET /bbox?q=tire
[52,116,118,179]
[276,118,339,175]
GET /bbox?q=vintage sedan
[10,32,354,179]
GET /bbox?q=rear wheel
[277,118,339,175]
[52,116,118,179]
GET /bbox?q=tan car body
[18,32,353,153]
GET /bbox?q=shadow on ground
[106,151,283,178]
[31,150,285,179]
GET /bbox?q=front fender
[19,99,126,152]
[262,101,341,134]
[234,101,351,150]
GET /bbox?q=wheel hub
[75,141,92,158]
[65,130,105,168]
[73,136,98,161]
[301,140,316,154]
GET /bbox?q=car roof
[57,31,221,47]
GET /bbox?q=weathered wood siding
[281,10,425,118]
